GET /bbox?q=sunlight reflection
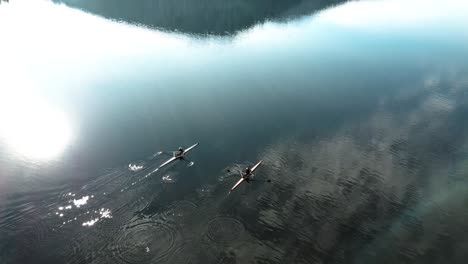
[0,90,73,160]
[73,196,90,208]
[82,208,112,227]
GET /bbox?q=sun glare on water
[0,93,73,161]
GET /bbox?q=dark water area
[52,0,347,35]
[1,0,468,263]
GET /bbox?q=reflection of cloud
[258,208,284,229]
[318,0,468,32]
[422,95,454,113]
[424,74,441,90]
[249,70,468,262]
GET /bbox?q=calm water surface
[1,0,468,263]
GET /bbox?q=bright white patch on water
[82,218,99,227]
[317,0,468,31]
[82,208,112,227]
[58,205,73,211]
[128,163,145,171]
[162,174,177,183]
[100,208,112,219]
[73,196,90,208]
[0,90,73,160]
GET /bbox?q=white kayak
[158,143,199,169]
[229,160,263,193]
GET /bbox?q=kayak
[229,160,263,193]
[158,143,199,169]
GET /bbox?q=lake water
[1,0,468,263]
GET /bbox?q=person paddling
[244,166,251,177]
[176,147,184,157]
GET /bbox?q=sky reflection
[0,0,467,164]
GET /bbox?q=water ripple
[111,219,181,264]
[205,216,245,245]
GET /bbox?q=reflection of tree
[52,0,345,35]
[0,0,10,4]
